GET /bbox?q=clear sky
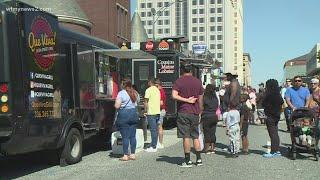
[130,0,320,87]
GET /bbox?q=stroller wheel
[292,152,296,160]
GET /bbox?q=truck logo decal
[28,16,57,71]
[158,40,169,51]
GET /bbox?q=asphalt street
[1,120,320,180]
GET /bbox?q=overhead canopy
[99,49,156,59]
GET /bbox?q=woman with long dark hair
[114,78,139,161]
[201,84,219,154]
[262,79,284,158]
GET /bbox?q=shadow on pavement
[0,134,111,179]
[156,155,184,165]
[248,149,265,155]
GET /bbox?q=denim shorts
[158,109,166,125]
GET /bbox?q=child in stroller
[289,108,319,161]
[295,118,313,146]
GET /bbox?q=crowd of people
[113,67,320,167]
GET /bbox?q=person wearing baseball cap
[307,78,320,118]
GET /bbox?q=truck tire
[60,128,83,165]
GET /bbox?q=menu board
[156,55,179,89]
[23,8,59,119]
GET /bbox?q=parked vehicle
[0,1,120,166]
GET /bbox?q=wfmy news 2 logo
[5,6,52,13]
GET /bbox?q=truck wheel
[61,128,83,165]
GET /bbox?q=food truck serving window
[95,52,117,99]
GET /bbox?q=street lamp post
[150,0,186,40]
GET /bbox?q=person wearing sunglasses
[307,78,320,118]
[285,76,310,126]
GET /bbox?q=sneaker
[263,151,281,158]
[178,161,193,168]
[157,143,164,149]
[144,147,157,153]
[195,159,203,166]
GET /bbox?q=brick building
[76,0,131,45]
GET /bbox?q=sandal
[119,156,129,161]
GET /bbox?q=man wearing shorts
[155,78,166,149]
[172,65,204,168]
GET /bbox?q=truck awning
[99,49,156,59]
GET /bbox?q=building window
[218,0,222,4]
[192,36,197,41]
[199,18,204,23]
[234,12,237,17]
[158,29,163,34]
[199,36,204,41]
[158,2,162,7]
[217,17,222,22]
[192,0,197,5]
[148,21,152,25]
[199,27,204,32]
[234,47,237,51]
[158,20,163,25]
[164,2,169,7]
[210,44,215,49]
[217,35,222,40]
[192,18,197,23]
[192,27,197,32]
[235,40,238,44]
[210,17,215,22]
[234,53,237,57]
[217,44,223,49]
[210,8,215,13]
[217,8,222,13]
[211,0,215,4]
[192,9,197,14]
[199,0,204,5]
[141,3,145,8]
[165,28,170,34]
[234,66,237,70]
[164,11,170,16]
[210,26,215,31]
[199,9,204,14]
[148,29,152,34]
[141,12,145,17]
[234,20,238,24]
[147,3,152,8]
[217,26,222,31]
[218,53,223,58]
[165,20,170,25]
[210,35,215,40]
[141,21,145,26]
[147,12,151,17]
[117,5,129,39]
[234,27,238,32]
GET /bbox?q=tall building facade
[136,0,244,83]
[136,0,187,39]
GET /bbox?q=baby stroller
[288,108,319,161]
